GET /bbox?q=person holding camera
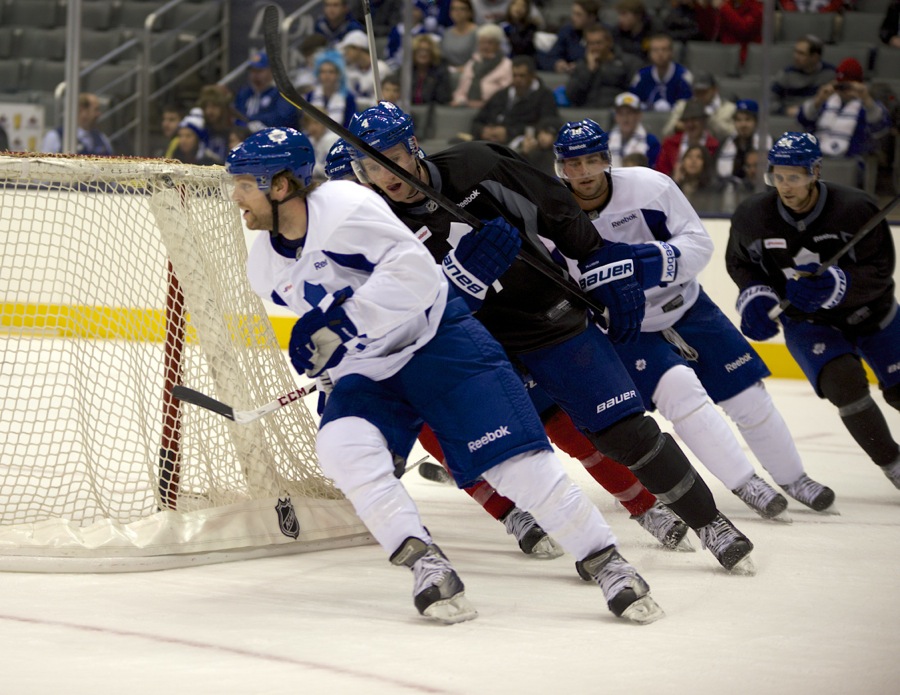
[797,57,890,162]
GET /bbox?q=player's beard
[571,174,607,203]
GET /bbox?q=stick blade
[171,385,235,421]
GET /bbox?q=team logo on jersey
[425,200,439,212]
[887,362,900,374]
[764,238,787,249]
[275,498,300,539]
[635,359,647,371]
[813,343,827,356]
[458,189,481,208]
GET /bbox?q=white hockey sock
[318,417,431,554]
[719,382,805,486]
[654,365,756,491]
[482,449,616,560]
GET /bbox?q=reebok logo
[725,352,753,373]
[813,233,839,243]
[596,390,637,413]
[458,189,481,208]
[611,213,638,228]
[467,425,511,452]
[314,260,328,270]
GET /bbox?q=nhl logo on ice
[425,200,438,212]
[275,498,300,539]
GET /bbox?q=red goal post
[0,153,370,571]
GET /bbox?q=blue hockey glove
[785,263,848,313]
[736,284,781,341]
[577,242,646,344]
[632,241,680,288]
[442,217,521,310]
[289,291,358,378]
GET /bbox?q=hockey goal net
[0,153,370,571]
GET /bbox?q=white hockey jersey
[586,167,715,332]
[247,180,449,382]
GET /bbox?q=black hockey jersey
[387,142,605,353]
[726,182,896,335]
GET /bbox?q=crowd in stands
[33,0,897,211]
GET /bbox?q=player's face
[767,165,818,213]
[230,174,272,230]
[556,153,609,199]
[355,142,424,202]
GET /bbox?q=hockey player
[552,119,835,519]
[727,132,900,489]
[323,138,356,181]
[226,127,664,624]
[346,102,756,574]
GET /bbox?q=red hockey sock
[418,424,515,520]
[543,408,656,516]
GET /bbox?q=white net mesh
[0,154,367,569]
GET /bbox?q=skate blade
[620,595,665,625]
[422,594,478,624]
[528,536,565,560]
[418,461,455,485]
[815,503,840,515]
[768,509,793,524]
[669,535,696,552]
[727,553,757,576]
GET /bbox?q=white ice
[1,379,898,695]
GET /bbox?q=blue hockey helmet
[226,127,315,190]
[324,138,354,181]
[347,101,418,158]
[767,132,822,173]
[553,119,610,161]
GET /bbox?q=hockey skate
[697,513,756,575]
[879,457,900,490]
[390,537,478,624]
[780,474,837,512]
[732,474,791,522]
[577,546,664,624]
[632,501,694,551]
[501,507,564,558]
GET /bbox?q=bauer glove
[289,289,358,378]
[577,242,646,344]
[442,217,521,310]
[785,263,848,313]
[736,284,780,341]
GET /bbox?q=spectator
[881,0,900,48]
[471,55,558,143]
[501,0,540,58]
[608,91,661,168]
[291,34,329,95]
[673,143,717,197]
[515,116,561,175]
[228,125,252,150]
[0,123,8,151]
[546,0,600,74]
[659,0,707,42]
[197,84,236,162]
[715,99,771,184]
[306,49,358,128]
[452,24,513,108]
[442,0,479,70]
[381,74,402,104]
[172,109,222,166]
[367,0,404,37]
[612,0,660,62]
[314,0,365,46]
[663,72,735,140]
[411,34,454,105]
[41,93,114,156]
[155,103,185,158]
[473,0,538,24]
[798,57,891,165]
[565,24,638,108]
[302,113,341,182]
[386,1,443,72]
[779,0,843,12]
[339,30,391,109]
[234,51,299,131]
[628,32,692,112]
[771,35,836,117]
[655,97,720,175]
[622,151,650,166]
[716,0,762,66]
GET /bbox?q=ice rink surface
[1,378,898,695]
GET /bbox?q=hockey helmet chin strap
[570,169,612,205]
[268,187,306,239]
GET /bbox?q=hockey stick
[171,382,317,425]
[362,0,382,103]
[767,193,900,319]
[261,4,609,319]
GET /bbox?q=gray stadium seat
[855,0,893,13]
[874,53,900,79]
[743,44,795,78]
[716,76,763,103]
[840,12,887,44]
[537,70,568,92]
[559,107,612,129]
[83,63,137,99]
[822,44,874,76]
[429,105,477,141]
[639,109,671,139]
[683,41,742,78]
[765,114,802,141]
[820,157,863,189]
[26,58,66,93]
[80,28,131,64]
[17,27,67,61]
[0,58,22,93]
[82,0,114,31]
[3,0,62,28]
[0,27,13,59]
[777,12,836,44]
[117,1,168,31]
